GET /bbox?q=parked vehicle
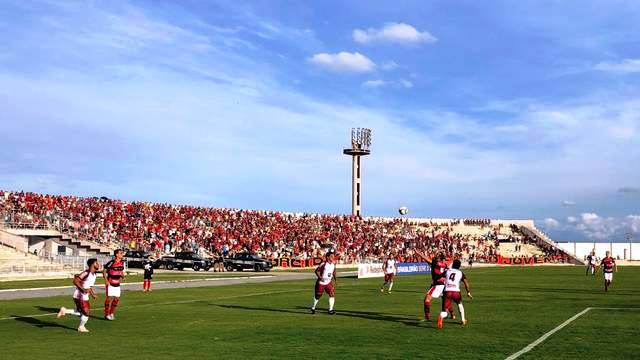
[123,250,151,269]
[159,252,212,271]
[223,253,273,272]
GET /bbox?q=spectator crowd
[0,191,568,264]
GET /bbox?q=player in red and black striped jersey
[103,249,126,320]
[597,251,617,292]
[415,251,453,321]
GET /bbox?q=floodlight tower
[343,128,371,217]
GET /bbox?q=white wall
[558,242,640,260]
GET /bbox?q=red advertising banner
[496,255,568,265]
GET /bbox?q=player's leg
[311,282,322,313]
[327,284,336,314]
[388,280,394,292]
[423,285,436,320]
[77,299,90,332]
[437,293,451,329]
[110,289,121,318]
[586,265,589,275]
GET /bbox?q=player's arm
[88,286,97,300]
[103,261,110,284]
[315,264,323,279]
[73,272,86,292]
[413,249,429,261]
[462,275,472,299]
[332,267,337,286]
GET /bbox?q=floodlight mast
[343,128,371,217]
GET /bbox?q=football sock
[328,297,335,311]
[66,309,81,316]
[79,315,88,328]
[439,311,448,319]
[104,300,111,317]
[311,298,319,310]
[110,298,120,315]
[424,300,430,319]
[388,282,393,292]
[458,304,465,322]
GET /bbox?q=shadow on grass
[214,304,426,328]
[34,306,104,320]
[12,315,76,331]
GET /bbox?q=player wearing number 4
[380,254,398,293]
[437,259,472,329]
[311,251,337,315]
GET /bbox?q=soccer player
[598,251,617,292]
[310,251,337,315]
[437,259,472,329]
[415,251,448,321]
[380,254,398,293]
[56,258,100,332]
[586,251,596,276]
[103,249,126,320]
[142,258,154,292]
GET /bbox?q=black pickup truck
[223,253,273,272]
[159,252,212,271]
[123,250,152,269]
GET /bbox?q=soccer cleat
[105,314,114,321]
[461,319,468,326]
[451,313,456,320]
[310,308,316,314]
[380,288,384,293]
[436,316,443,329]
[56,307,66,319]
[77,326,89,333]
[328,310,336,315]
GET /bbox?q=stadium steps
[498,243,544,257]
[0,243,68,276]
[57,234,113,256]
[520,226,585,265]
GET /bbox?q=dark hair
[452,259,461,269]
[87,258,98,267]
[114,249,123,256]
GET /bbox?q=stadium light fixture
[343,128,372,217]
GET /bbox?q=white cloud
[399,79,413,88]
[593,58,640,73]
[543,218,560,227]
[561,200,576,207]
[581,212,600,223]
[362,80,386,88]
[381,61,399,71]
[308,52,375,73]
[567,216,578,223]
[353,23,437,45]
[543,213,640,241]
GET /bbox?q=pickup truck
[223,253,273,272]
[159,252,212,271]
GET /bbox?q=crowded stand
[0,191,569,264]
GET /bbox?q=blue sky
[1,0,639,241]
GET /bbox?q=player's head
[437,252,446,261]
[326,251,335,262]
[452,259,462,269]
[114,249,124,260]
[605,251,610,257]
[87,258,99,272]
[389,253,394,259]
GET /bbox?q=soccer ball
[398,206,408,215]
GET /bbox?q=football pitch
[0,267,638,359]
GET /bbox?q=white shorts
[106,285,121,298]
[427,284,445,298]
[604,273,613,281]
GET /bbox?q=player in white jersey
[380,254,398,293]
[437,259,472,329]
[311,251,337,315]
[56,258,100,332]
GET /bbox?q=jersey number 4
[449,273,456,281]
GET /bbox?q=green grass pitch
[0,267,638,359]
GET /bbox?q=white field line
[505,307,640,360]
[0,275,273,293]
[0,288,307,321]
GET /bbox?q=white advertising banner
[357,263,384,278]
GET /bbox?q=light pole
[343,128,371,217]
[628,232,633,260]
